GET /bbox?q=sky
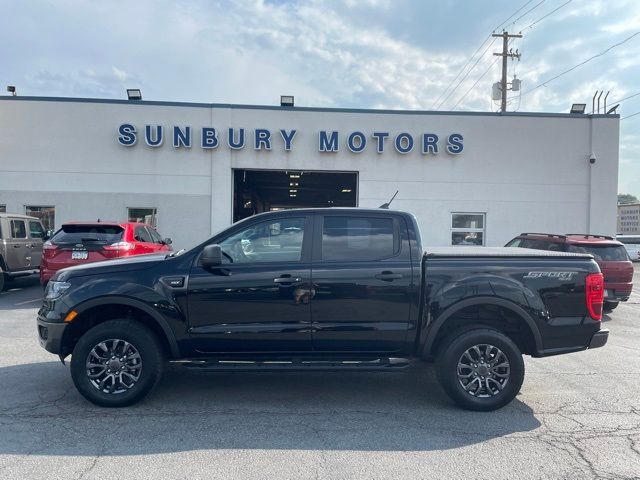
[1,0,639,197]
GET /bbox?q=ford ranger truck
[37,208,608,411]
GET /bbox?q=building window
[451,213,485,246]
[128,208,157,227]
[25,206,55,231]
[0,205,5,213]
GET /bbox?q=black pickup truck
[37,208,608,411]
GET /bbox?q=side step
[171,357,412,372]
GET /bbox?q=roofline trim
[0,96,620,119]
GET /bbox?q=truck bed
[424,246,593,258]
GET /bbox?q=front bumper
[36,316,67,354]
[588,329,609,349]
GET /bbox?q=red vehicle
[40,222,172,285]
[506,233,633,311]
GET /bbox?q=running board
[171,357,412,372]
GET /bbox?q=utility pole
[492,31,522,112]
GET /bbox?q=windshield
[567,244,630,261]
[51,225,124,244]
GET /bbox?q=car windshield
[51,225,124,244]
[567,244,630,261]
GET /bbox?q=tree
[618,194,638,204]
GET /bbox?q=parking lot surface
[1,267,639,480]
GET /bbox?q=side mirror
[163,237,172,245]
[201,244,222,268]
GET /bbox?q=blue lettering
[254,129,272,150]
[144,125,163,147]
[447,133,464,155]
[173,126,192,148]
[201,127,219,149]
[228,128,245,149]
[422,133,439,154]
[117,123,137,146]
[347,131,366,153]
[394,133,414,154]
[319,131,339,152]
[280,129,297,151]
[371,132,389,153]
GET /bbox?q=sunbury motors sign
[117,124,464,155]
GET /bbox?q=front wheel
[436,328,525,411]
[70,319,164,407]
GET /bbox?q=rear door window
[10,220,27,239]
[567,244,630,261]
[51,225,124,245]
[321,216,398,261]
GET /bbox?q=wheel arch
[61,296,180,359]
[423,296,543,358]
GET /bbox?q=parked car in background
[506,233,633,311]
[0,213,47,291]
[40,222,172,286]
[617,235,640,262]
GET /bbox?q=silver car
[0,213,46,291]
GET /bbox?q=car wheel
[70,319,164,407]
[604,301,618,312]
[436,328,525,411]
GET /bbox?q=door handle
[274,277,302,284]
[13,245,21,248]
[375,271,403,281]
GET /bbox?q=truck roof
[425,246,593,259]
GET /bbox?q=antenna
[379,190,399,209]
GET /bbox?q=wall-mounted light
[570,103,586,114]
[6,85,16,96]
[127,89,142,100]
[281,95,294,107]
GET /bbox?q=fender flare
[423,296,543,356]
[72,296,181,358]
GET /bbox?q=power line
[621,111,640,120]
[436,37,498,110]
[521,31,640,96]
[430,0,535,110]
[523,0,573,31]
[452,56,502,110]
[610,91,640,105]
[507,0,547,29]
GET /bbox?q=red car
[40,222,172,285]
[506,233,633,311]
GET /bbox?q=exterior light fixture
[281,95,294,107]
[6,85,16,96]
[570,103,586,114]
[127,89,142,101]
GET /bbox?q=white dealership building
[0,96,620,250]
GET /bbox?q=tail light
[585,273,604,321]
[102,241,135,258]
[42,240,58,257]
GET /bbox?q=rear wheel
[70,319,164,407]
[436,328,524,411]
[604,301,618,312]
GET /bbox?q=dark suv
[506,233,633,311]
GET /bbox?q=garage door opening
[233,169,358,222]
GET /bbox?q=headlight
[44,281,71,300]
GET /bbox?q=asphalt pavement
[0,268,639,480]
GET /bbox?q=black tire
[70,319,164,407]
[436,328,525,411]
[604,301,618,312]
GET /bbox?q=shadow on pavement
[0,276,42,310]
[0,361,541,455]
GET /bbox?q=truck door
[186,215,313,353]
[310,214,414,353]
[27,219,45,268]
[5,219,31,270]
